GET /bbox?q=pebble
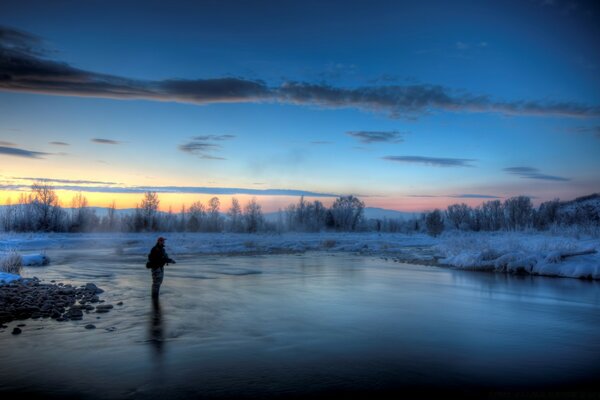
[0,278,111,330]
[85,324,96,329]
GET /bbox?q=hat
[157,237,166,242]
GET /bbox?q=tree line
[0,183,597,235]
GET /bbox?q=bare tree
[140,191,160,231]
[504,196,533,230]
[227,197,243,232]
[243,197,264,233]
[187,201,206,232]
[481,200,503,231]
[425,209,444,237]
[31,182,64,231]
[331,195,364,231]
[207,196,222,232]
[446,203,471,230]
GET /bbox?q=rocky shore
[0,278,117,334]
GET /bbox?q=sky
[0,0,599,212]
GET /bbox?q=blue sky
[1,0,599,211]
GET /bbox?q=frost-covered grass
[0,249,23,274]
[435,231,600,279]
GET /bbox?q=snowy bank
[1,231,599,280]
[436,232,600,279]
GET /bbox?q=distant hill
[263,207,416,222]
[363,207,417,220]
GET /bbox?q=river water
[1,251,599,398]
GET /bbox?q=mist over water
[1,250,599,398]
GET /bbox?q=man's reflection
[149,297,165,356]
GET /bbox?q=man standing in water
[147,237,176,299]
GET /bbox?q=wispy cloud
[49,141,69,146]
[407,193,500,199]
[178,134,235,160]
[0,145,48,159]
[0,140,15,146]
[311,140,333,145]
[1,26,599,119]
[450,194,500,199]
[503,166,570,181]
[11,176,119,185]
[91,138,122,145]
[569,125,600,138]
[0,182,338,197]
[346,130,404,144]
[382,155,476,167]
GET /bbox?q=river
[1,251,599,398]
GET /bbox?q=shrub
[1,250,23,274]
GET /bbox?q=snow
[1,230,599,280]
[21,254,51,266]
[436,231,600,279]
[0,272,20,284]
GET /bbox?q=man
[147,237,175,299]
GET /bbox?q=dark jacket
[147,243,175,269]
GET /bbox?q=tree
[207,197,222,232]
[534,198,560,230]
[31,182,63,231]
[70,192,97,232]
[504,196,533,230]
[330,195,364,231]
[446,203,471,230]
[105,201,118,231]
[187,201,205,232]
[243,197,264,233]
[227,197,243,232]
[140,191,160,231]
[425,209,444,237]
[481,200,503,231]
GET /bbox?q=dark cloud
[503,166,570,181]
[569,126,600,138]
[347,130,403,144]
[49,141,69,146]
[179,134,234,159]
[382,155,476,167]
[1,26,599,119]
[178,142,220,153]
[191,134,235,141]
[91,138,121,145]
[0,145,47,158]
[0,183,337,197]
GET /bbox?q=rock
[17,323,26,327]
[117,302,123,306]
[84,324,96,329]
[12,327,22,335]
[84,283,104,294]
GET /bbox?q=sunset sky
[1,0,599,212]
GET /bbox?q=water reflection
[149,298,165,357]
